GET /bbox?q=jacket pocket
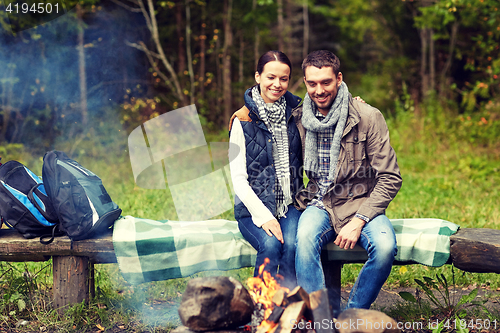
[346,131,367,164]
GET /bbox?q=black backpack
[0,160,60,240]
[42,151,122,241]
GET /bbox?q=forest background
[1,0,500,331]
[1,0,499,148]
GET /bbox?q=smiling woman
[228,50,303,289]
[254,61,290,104]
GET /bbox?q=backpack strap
[39,225,64,245]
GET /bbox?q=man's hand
[262,219,284,243]
[334,217,366,249]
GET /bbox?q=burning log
[274,301,306,333]
[177,276,254,331]
[309,289,335,333]
[272,289,288,307]
[287,286,310,310]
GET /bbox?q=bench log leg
[53,256,93,312]
[89,262,95,300]
[322,255,343,316]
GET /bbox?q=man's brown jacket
[293,96,403,233]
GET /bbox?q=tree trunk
[429,28,435,92]
[277,0,284,51]
[302,0,309,59]
[215,30,222,114]
[222,0,233,127]
[0,65,15,143]
[253,0,260,69]
[199,5,206,100]
[77,3,88,127]
[185,0,195,105]
[440,21,459,93]
[285,0,293,62]
[419,27,429,99]
[239,33,244,84]
[176,1,186,76]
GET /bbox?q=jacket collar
[342,94,361,137]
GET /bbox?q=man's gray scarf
[301,81,349,181]
[251,86,291,218]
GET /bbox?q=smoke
[0,2,147,149]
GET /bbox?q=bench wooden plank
[450,227,500,274]
[0,229,116,263]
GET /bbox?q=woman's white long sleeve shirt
[229,118,275,227]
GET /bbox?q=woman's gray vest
[230,88,303,220]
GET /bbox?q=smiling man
[293,50,403,311]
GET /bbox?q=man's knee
[372,238,397,262]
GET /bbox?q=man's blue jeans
[238,205,300,288]
[295,206,396,309]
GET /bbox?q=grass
[1,101,500,331]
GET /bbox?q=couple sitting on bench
[228,49,401,311]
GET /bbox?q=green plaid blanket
[112,216,257,285]
[113,216,459,285]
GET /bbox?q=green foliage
[0,143,26,162]
[414,0,500,108]
[398,273,487,319]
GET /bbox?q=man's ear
[255,71,260,84]
[303,77,307,85]
[337,72,343,87]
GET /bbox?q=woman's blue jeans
[238,205,300,288]
[295,206,397,309]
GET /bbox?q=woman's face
[255,61,290,103]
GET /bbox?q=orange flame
[246,258,289,331]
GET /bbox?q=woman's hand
[261,219,284,243]
[353,96,366,103]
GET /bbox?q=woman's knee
[259,236,282,256]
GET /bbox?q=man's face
[304,66,343,116]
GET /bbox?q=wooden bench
[0,228,116,312]
[1,228,499,313]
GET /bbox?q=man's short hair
[302,50,340,77]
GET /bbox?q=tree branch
[109,0,142,13]
[146,0,184,102]
[125,40,161,59]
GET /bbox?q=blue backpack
[0,160,60,240]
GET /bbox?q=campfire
[246,258,290,322]
[246,258,313,333]
[174,259,336,333]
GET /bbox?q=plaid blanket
[113,216,459,285]
[112,216,257,285]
